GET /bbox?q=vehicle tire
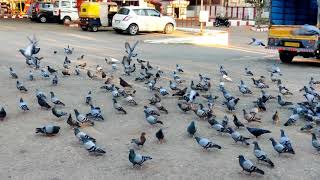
[63,16,71,24]
[114,29,123,34]
[91,25,98,32]
[81,26,88,31]
[127,24,139,35]
[214,22,220,27]
[279,51,295,63]
[39,15,47,23]
[30,18,36,22]
[226,22,231,27]
[164,23,174,34]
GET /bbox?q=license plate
[284,42,300,47]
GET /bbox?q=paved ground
[0,19,320,180]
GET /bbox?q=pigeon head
[141,132,146,136]
[227,127,234,133]
[74,127,80,135]
[238,155,244,159]
[269,138,277,146]
[74,109,79,115]
[50,92,54,96]
[20,98,23,102]
[194,136,201,143]
[280,129,285,136]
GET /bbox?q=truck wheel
[39,15,47,23]
[127,24,139,35]
[91,26,98,32]
[279,51,295,63]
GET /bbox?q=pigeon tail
[253,167,265,175]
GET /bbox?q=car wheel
[63,16,71,24]
[164,23,174,34]
[91,26,98,32]
[39,15,47,23]
[114,29,123,34]
[128,24,139,35]
[279,51,295,63]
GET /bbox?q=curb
[250,26,268,32]
[0,14,27,19]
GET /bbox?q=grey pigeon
[9,67,18,79]
[85,91,92,104]
[28,70,34,81]
[252,141,274,167]
[176,64,184,73]
[269,138,295,155]
[311,133,320,151]
[228,127,250,145]
[279,129,295,153]
[284,113,299,126]
[238,155,264,175]
[50,92,65,106]
[233,115,244,129]
[187,121,196,136]
[195,136,221,149]
[19,98,29,111]
[52,75,58,86]
[248,38,265,46]
[80,136,106,156]
[36,96,51,109]
[238,80,252,95]
[74,109,94,126]
[129,149,152,166]
[36,125,60,136]
[16,81,28,92]
[86,104,104,121]
[52,107,67,118]
[0,107,6,120]
[144,111,163,125]
[113,98,127,114]
[247,127,271,138]
[245,67,253,76]
[74,128,96,143]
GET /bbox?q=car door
[132,9,148,31]
[145,9,162,31]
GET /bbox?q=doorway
[174,7,179,18]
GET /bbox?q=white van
[53,0,79,24]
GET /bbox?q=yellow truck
[267,0,320,63]
[79,1,118,32]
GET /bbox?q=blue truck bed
[270,0,318,25]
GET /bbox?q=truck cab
[53,0,79,24]
[267,0,319,63]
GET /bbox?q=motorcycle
[214,17,231,27]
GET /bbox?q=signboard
[199,10,209,23]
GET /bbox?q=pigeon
[50,92,65,106]
[120,77,132,88]
[238,80,252,95]
[144,106,160,116]
[74,128,96,143]
[16,81,28,92]
[269,138,295,155]
[279,85,293,95]
[131,132,146,147]
[80,136,106,155]
[223,98,240,111]
[260,90,276,103]
[243,109,261,123]
[66,114,80,128]
[101,71,107,79]
[146,61,153,70]
[144,111,163,125]
[64,45,73,55]
[155,102,168,114]
[311,133,320,151]
[252,141,274,167]
[87,70,97,79]
[112,98,127,114]
[244,67,253,76]
[271,64,281,75]
[177,102,192,112]
[270,73,281,82]
[52,75,58,86]
[155,129,164,143]
[248,38,265,46]
[47,66,57,74]
[36,125,60,136]
[9,67,18,79]
[309,77,320,86]
[195,136,221,149]
[219,65,228,76]
[0,107,6,120]
[247,127,271,138]
[111,85,120,98]
[300,122,314,132]
[35,89,47,99]
[169,80,179,91]
[137,58,146,64]
[284,113,299,126]
[221,74,232,82]
[125,95,138,106]
[128,149,152,166]
[228,127,250,145]
[176,64,184,73]
[19,98,29,111]
[62,69,70,76]
[28,70,34,81]
[272,111,279,125]
[187,121,196,136]
[208,118,229,134]
[96,65,103,73]
[279,129,294,153]
[85,91,92,104]
[74,109,94,126]
[233,115,245,129]
[172,87,187,97]
[238,155,264,175]
[77,54,84,60]
[52,107,67,118]
[148,94,161,105]
[36,96,51,109]
[86,104,104,121]
[75,65,80,75]
[40,69,50,78]
[159,87,169,96]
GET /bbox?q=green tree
[246,0,267,27]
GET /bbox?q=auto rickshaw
[79,1,118,32]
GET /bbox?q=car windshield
[117,8,129,15]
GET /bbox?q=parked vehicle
[214,16,230,27]
[112,6,176,35]
[79,1,118,32]
[53,0,79,24]
[267,0,319,63]
[30,2,56,23]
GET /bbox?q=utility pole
[200,0,203,33]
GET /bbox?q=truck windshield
[53,1,59,8]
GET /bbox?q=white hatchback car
[112,6,176,35]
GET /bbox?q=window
[133,9,147,16]
[61,1,70,8]
[117,8,130,15]
[53,1,59,8]
[146,9,160,17]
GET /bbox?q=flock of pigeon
[1,35,320,176]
